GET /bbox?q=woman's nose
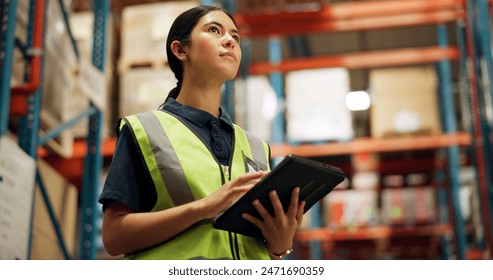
[223,35,236,48]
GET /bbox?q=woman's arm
[102,171,266,256]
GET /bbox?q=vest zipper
[161,110,238,259]
[163,110,235,184]
[223,165,230,179]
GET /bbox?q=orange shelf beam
[320,0,464,20]
[71,137,117,158]
[39,137,117,189]
[295,224,453,242]
[38,137,116,159]
[250,46,459,74]
[270,132,471,158]
[235,0,465,36]
[9,0,46,116]
[236,0,464,23]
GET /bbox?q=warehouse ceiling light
[345,91,370,111]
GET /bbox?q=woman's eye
[233,35,240,42]
[209,26,220,34]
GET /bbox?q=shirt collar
[162,98,234,129]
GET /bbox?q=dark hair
[164,5,238,103]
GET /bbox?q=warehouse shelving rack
[460,0,493,257]
[1,0,49,259]
[229,0,492,259]
[0,0,110,259]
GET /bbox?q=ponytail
[165,81,182,103]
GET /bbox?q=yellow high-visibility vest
[121,110,270,260]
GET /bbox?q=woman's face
[184,10,242,81]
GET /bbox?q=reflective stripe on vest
[121,110,270,260]
[243,130,268,171]
[136,111,195,206]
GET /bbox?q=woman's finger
[242,213,264,231]
[269,190,285,219]
[252,199,272,222]
[296,200,305,225]
[232,171,265,187]
[286,187,300,218]
[229,184,254,204]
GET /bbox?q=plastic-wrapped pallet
[40,0,79,157]
[323,189,379,229]
[381,187,436,225]
[285,68,353,143]
[11,0,30,87]
[119,67,177,117]
[234,75,277,141]
[119,1,198,72]
[69,11,115,139]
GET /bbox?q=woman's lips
[220,52,237,61]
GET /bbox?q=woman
[99,5,304,260]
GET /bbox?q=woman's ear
[170,41,188,61]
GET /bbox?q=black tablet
[213,154,346,240]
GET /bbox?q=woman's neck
[176,81,223,117]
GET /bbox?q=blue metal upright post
[18,0,49,259]
[436,24,467,259]
[79,0,109,260]
[468,0,493,256]
[18,0,42,156]
[268,37,285,144]
[218,0,236,118]
[0,0,18,136]
[455,18,489,254]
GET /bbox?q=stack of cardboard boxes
[40,1,114,158]
[30,161,78,259]
[118,1,198,118]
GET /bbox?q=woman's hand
[198,171,267,219]
[242,187,305,257]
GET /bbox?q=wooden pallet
[237,0,325,14]
[118,58,169,74]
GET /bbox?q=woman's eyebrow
[205,21,239,35]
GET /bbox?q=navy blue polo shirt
[98,98,234,212]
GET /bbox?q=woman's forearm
[102,201,207,256]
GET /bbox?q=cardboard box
[119,67,176,117]
[119,1,198,72]
[369,66,441,138]
[285,68,353,142]
[40,4,116,157]
[30,160,78,260]
[0,135,36,260]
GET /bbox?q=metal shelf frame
[460,0,493,256]
[0,0,18,136]
[78,0,109,260]
[0,0,109,259]
[229,0,488,259]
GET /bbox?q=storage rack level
[231,0,484,259]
